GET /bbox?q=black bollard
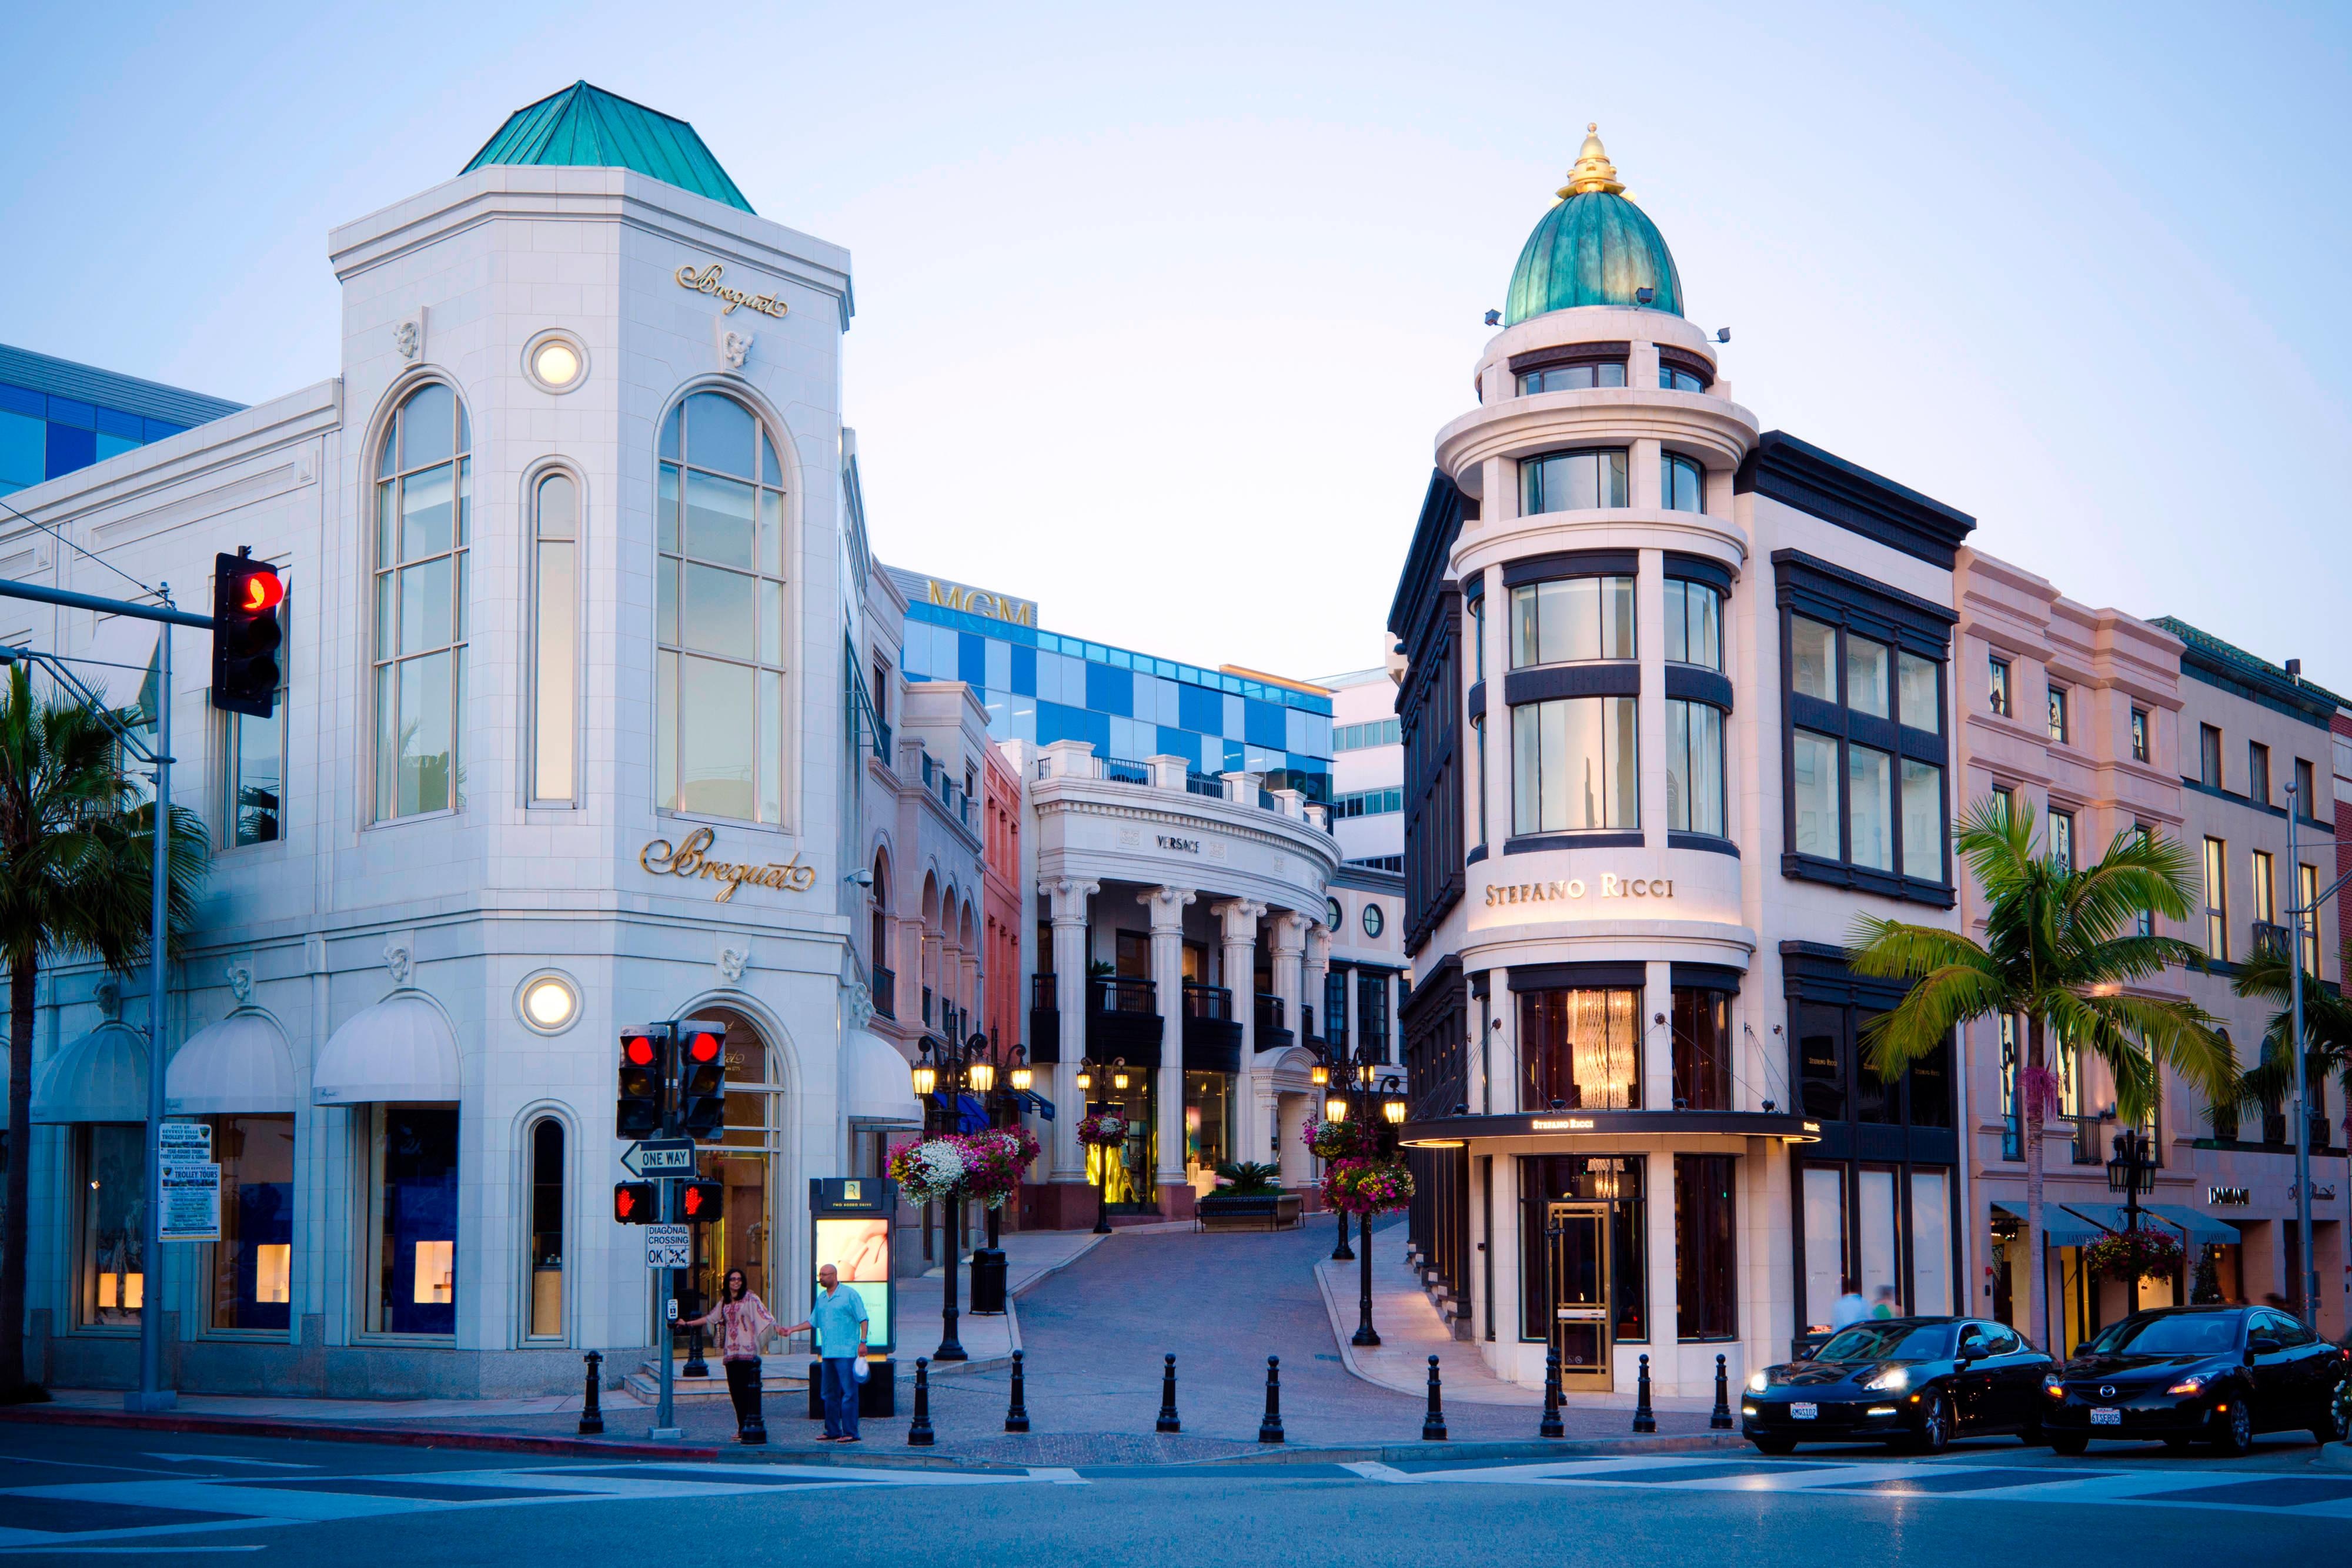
[1005,1349,1030,1433]
[1711,1353,1733,1430]
[578,1350,604,1436]
[1421,1355,1448,1442]
[1538,1348,1565,1439]
[1157,1353,1181,1434]
[1632,1353,1656,1433]
[907,1356,935,1446]
[1257,1355,1285,1444]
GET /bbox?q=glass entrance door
[1548,1201,1614,1392]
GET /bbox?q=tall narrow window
[2293,757,2316,816]
[1900,760,1943,881]
[1986,654,2011,717]
[373,384,470,818]
[1470,713,1487,845]
[2298,863,2321,974]
[1669,987,1730,1111]
[1512,696,1638,834]
[2134,824,2156,937]
[2046,686,2069,744]
[1897,652,1940,734]
[2249,743,2270,805]
[209,1115,293,1330]
[656,392,790,823]
[2250,850,2275,927]
[2049,809,2076,871]
[527,1118,565,1338]
[2202,836,2229,961]
[1661,452,1705,513]
[530,473,579,803]
[1674,1154,1738,1340]
[1663,580,1722,670]
[368,1105,458,1336]
[2199,724,2223,787]
[226,585,287,845]
[1665,699,1726,837]
[2130,707,2149,763]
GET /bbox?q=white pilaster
[1216,897,1268,1165]
[1141,885,1197,1196]
[1041,877,1096,1183]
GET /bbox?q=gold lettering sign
[924,577,1036,627]
[1484,874,1672,907]
[640,826,818,901]
[675,263,790,319]
[1530,1117,1597,1131]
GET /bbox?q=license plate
[2090,1407,2122,1426]
[1791,1403,1819,1421]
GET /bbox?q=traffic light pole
[655,1175,678,1439]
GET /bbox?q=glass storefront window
[1086,1075,1157,1210]
[693,1018,779,1313]
[1183,1072,1230,1182]
[1800,1165,1846,1332]
[1669,988,1730,1111]
[1798,1002,1844,1121]
[1673,1154,1738,1341]
[1519,988,1640,1110]
[1519,1155,1646,1343]
[1911,1170,1952,1315]
[209,1114,293,1332]
[367,1105,458,1336]
[527,1117,564,1338]
[1511,696,1638,834]
[78,1124,146,1328]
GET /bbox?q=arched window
[530,472,579,804]
[526,1116,565,1338]
[656,392,788,823]
[373,383,471,819]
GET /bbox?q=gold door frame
[1548,1201,1614,1393]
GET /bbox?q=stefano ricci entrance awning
[30,1020,148,1123]
[167,1011,298,1116]
[312,994,462,1105]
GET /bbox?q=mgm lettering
[640,826,819,901]
[1484,874,1674,906]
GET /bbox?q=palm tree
[1846,796,2231,1355]
[0,664,208,1399]
[2226,948,2352,1149]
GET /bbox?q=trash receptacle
[968,1247,1008,1315]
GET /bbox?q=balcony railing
[1031,972,1058,1011]
[871,964,896,1020]
[1182,982,1232,1019]
[1103,758,1150,785]
[1254,994,1284,1034]
[1030,747,1330,832]
[2069,1115,2103,1165]
[1091,976,1157,1015]
[922,986,934,1027]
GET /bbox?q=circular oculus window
[1327,897,1344,930]
[517,971,581,1034]
[1362,904,1384,938]
[523,331,587,393]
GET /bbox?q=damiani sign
[641,827,818,901]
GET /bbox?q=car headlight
[2167,1375,2206,1396]
[1747,1370,1770,1393]
[1860,1365,1910,1393]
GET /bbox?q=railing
[922,986,934,1027]
[1028,748,1330,832]
[2068,1115,2104,1165]
[1031,972,1058,1011]
[1103,758,1150,784]
[2001,1109,2020,1161]
[1185,770,1225,798]
[873,719,893,763]
[1090,975,1157,1015]
[871,964,896,1020]
[1254,994,1284,1033]
[1299,1004,1315,1044]
[1181,982,1232,1020]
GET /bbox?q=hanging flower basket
[1075,1112,1127,1147]
[887,1136,968,1204]
[958,1129,1031,1211]
[1303,1116,1366,1161]
[2081,1227,2183,1282]
[1321,1155,1416,1216]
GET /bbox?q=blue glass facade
[900,598,1334,802]
[0,343,243,499]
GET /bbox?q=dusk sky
[3,1,2344,686]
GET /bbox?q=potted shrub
[1197,1161,1301,1232]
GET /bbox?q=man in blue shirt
[783,1263,870,1442]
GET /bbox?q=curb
[2316,1440,2352,1472]
[909,1232,1110,1382]
[1200,1432,1753,1466]
[0,1406,719,1460]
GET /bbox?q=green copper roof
[1505,190,1682,325]
[2150,617,2347,719]
[460,82,753,213]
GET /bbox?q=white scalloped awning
[31,1021,149,1123]
[312,995,460,1105]
[843,1027,921,1126]
[166,1011,296,1116]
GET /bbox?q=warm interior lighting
[1311,1064,1329,1086]
[413,1241,453,1304]
[255,1244,292,1305]
[1009,1064,1033,1092]
[1383,1097,1406,1125]
[532,339,582,388]
[910,1062,938,1097]
[1112,1068,1130,1091]
[523,978,576,1029]
[1075,1068,1092,1091]
[967,1061,997,1094]
[99,1272,145,1310]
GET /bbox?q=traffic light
[211,550,284,718]
[616,1027,670,1138]
[679,1179,724,1224]
[677,1022,727,1138]
[612,1181,659,1225]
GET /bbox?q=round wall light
[523,330,587,394]
[517,971,581,1035]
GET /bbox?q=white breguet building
[2,84,882,1396]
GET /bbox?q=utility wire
[0,490,163,602]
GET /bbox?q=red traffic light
[686,1031,722,1064]
[239,569,285,613]
[623,1033,657,1066]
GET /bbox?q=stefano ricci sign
[1486,874,1674,907]
[641,827,818,901]
[676,263,790,319]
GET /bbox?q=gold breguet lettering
[640,825,819,901]
[675,263,791,319]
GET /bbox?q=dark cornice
[1736,430,1975,570]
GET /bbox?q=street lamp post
[2281,783,2352,1332]
[911,1033,983,1362]
[2107,1126,2155,1309]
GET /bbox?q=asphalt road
[0,1421,2344,1565]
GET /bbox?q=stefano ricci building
[1389,129,1979,1401]
[0,83,936,1398]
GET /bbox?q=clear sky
[3,1,2346,688]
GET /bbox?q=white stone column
[890,914,924,1028]
[1643,960,1674,1111]
[1041,877,1097,1183]
[1271,911,1307,1039]
[1141,885,1197,1201]
[1216,898,1267,1164]
[1302,924,1330,1047]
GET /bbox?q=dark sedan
[1742,1317,2054,1455]
[2043,1304,2350,1456]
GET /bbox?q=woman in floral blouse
[682,1267,777,1442]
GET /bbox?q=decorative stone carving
[844,978,875,1029]
[383,941,413,987]
[93,977,122,1018]
[225,962,255,1006]
[717,944,751,983]
[393,308,427,362]
[716,318,753,370]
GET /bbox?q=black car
[2043,1304,2351,1456]
[1742,1317,2054,1455]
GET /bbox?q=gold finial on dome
[1556,122,1625,199]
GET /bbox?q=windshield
[1818,1323,1954,1363]
[2081,1314,2240,1357]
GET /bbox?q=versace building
[1,83,898,1396]
[1394,130,1973,1400]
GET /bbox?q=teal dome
[1504,128,1682,326]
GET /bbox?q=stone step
[622,1359,808,1405]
